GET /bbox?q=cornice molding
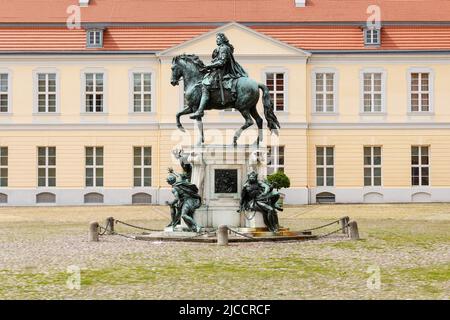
[1,122,450,131]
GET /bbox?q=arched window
[132,193,152,205]
[411,192,431,203]
[363,192,383,203]
[316,192,335,204]
[36,192,56,204]
[84,192,104,204]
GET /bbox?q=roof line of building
[2,21,450,28]
[2,50,450,56]
[0,51,157,55]
[310,50,450,55]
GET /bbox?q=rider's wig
[216,33,234,53]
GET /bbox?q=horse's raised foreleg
[233,110,254,147]
[176,106,193,132]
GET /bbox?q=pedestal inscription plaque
[214,169,238,194]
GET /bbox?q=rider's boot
[190,86,209,119]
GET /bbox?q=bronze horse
[170,54,280,146]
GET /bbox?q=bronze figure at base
[166,168,202,233]
[238,171,283,232]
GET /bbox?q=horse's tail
[258,83,280,132]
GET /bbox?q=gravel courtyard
[0,204,449,300]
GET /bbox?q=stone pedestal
[179,144,267,229]
[241,211,266,228]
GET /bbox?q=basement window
[364,28,381,46]
[316,192,336,204]
[86,29,103,48]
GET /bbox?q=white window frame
[37,147,56,188]
[364,28,381,46]
[0,147,8,187]
[0,70,12,114]
[129,68,155,113]
[360,68,386,114]
[312,68,338,114]
[33,68,60,114]
[364,146,382,187]
[263,67,288,112]
[85,146,104,188]
[407,67,434,114]
[81,68,107,114]
[411,145,430,187]
[133,146,152,187]
[86,29,103,48]
[316,146,334,187]
[267,145,285,175]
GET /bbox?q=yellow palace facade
[1,20,450,206]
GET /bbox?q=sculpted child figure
[166,168,202,232]
[238,171,283,232]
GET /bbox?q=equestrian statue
[170,32,280,146]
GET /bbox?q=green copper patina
[238,171,283,232]
[195,32,248,117]
[166,168,202,232]
[170,32,280,146]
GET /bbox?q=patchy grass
[0,203,449,299]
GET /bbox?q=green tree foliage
[267,171,291,190]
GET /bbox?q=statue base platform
[135,229,318,243]
[179,144,268,229]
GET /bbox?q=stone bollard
[217,225,229,246]
[348,221,360,240]
[340,216,350,235]
[106,217,115,235]
[89,221,99,242]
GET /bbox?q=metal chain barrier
[98,225,108,236]
[98,219,111,236]
[301,219,341,232]
[243,210,257,221]
[316,223,350,239]
[227,227,255,239]
[111,231,137,240]
[95,217,351,241]
[183,228,218,239]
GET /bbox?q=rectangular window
[363,73,383,112]
[364,28,380,45]
[85,73,104,112]
[37,73,57,113]
[266,72,285,111]
[364,146,382,186]
[0,73,8,113]
[86,30,103,48]
[267,146,285,175]
[37,147,56,187]
[85,147,104,187]
[0,147,7,187]
[315,73,335,112]
[133,147,152,187]
[316,146,334,186]
[133,73,152,112]
[410,73,430,112]
[411,146,429,186]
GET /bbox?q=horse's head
[171,54,206,86]
[170,56,183,86]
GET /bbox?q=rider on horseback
[190,33,248,120]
